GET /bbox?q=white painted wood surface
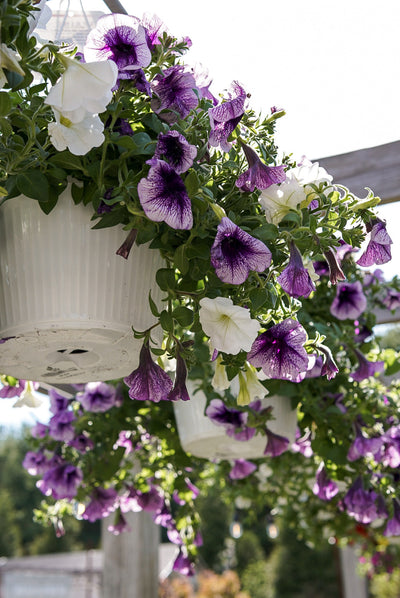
[339,546,368,598]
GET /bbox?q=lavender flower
[206,398,256,441]
[264,429,290,457]
[208,81,247,152]
[48,410,76,442]
[151,65,199,121]
[277,241,316,298]
[108,510,131,535]
[84,14,151,74]
[350,349,385,382]
[357,219,392,267]
[78,382,117,412]
[132,486,165,513]
[124,341,173,402]
[383,289,400,311]
[247,319,309,381]
[23,451,51,476]
[318,345,339,380]
[342,478,387,524]
[39,462,83,500]
[210,217,272,284]
[30,422,49,439]
[82,487,118,522]
[384,500,400,536]
[347,425,384,462]
[68,433,94,453]
[168,353,190,402]
[138,160,193,229]
[49,388,70,414]
[150,130,197,174]
[292,429,313,457]
[229,459,257,480]
[236,143,286,192]
[312,463,339,501]
[330,281,367,320]
[0,379,25,398]
[173,550,195,576]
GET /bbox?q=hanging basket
[0,190,164,383]
[174,382,298,460]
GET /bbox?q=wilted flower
[210,217,272,285]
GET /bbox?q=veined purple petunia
[138,159,193,229]
[151,65,199,122]
[167,353,190,402]
[210,217,272,284]
[247,318,309,381]
[123,341,173,402]
[264,429,290,457]
[208,81,247,152]
[330,281,367,321]
[84,14,151,73]
[277,241,316,298]
[236,143,286,192]
[356,219,393,267]
[342,477,387,525]
[349,348,385,382]
[149,130,197,174]
[312,462,339,501]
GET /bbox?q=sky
[2,0,399,427]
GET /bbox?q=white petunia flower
[13,382,43,409]
[48,109,104,155]
[211,354,230,390]
[45,56,118,114]
[259,161,333,224]
[199,297,260,355]
[0,44,25,90]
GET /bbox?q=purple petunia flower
[264,428,289,457]
[318,345,339,380]
[168,353,190,402]
[151,65,199,122]
[357,219,392,267]
[205,398,256,441]
[229,459,257,480]
[330,281,367,321]
[236,143,286,192]
[210,217,272,285]
[383,289,400,311]
[247,319,309,382]
[347,424,384,462]
[124,341,173,402]
[117,67,151,95]
[130,486,165,513]
[82,487,118,522]
[349,349,385,382]
[312,462,339,501]
[277,242,316,298]
[323,248,346,284]
[138,160,193,229]
[381,427,400,468]
[108,510,132,535]
[78,382,117,413]
[48,410,76,442]
[30,422,49,439]
[48,388,71,414]
[23,451,51,476]
[292,429,313,457]
[149,130,197,174]
[0,379,25,398]
[208,81,247,152]
[384,500,400,536]
[68,433,94,453]
[38,462,83,500]
[342,478,387,524]
[84,14,151,74]
[173,550,195,576]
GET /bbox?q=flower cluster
[1,0,400,574]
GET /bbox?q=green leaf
[0,92,11,116]
[148,290,160,317]
[174,245,189,275]
[156,268,176,292]
[173,306,194,327]
[16,171,49,202]
[249,288,268,310]
[91,210,125,229]
[48,152,85,172]
[184,170,200,196]
[160,309,174,332]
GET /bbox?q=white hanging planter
[174,382,298,460]
[0,189,164,383]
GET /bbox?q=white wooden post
[101,511,159,598]
[339,546,368,598]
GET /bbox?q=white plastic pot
[0,189,164,383]
[173,382,298,460]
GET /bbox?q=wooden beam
[102,0,127,14]
[318,140,400,205]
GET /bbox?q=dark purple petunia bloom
[208,81,247,152]
[357,219,392,267]
[383,289,400,311]
[347,424,384,462]
[350,349,385,382]
[84,14,151,73]
[134,486,165,513]
[39,462,83,500]
[30,422,49,439]
[236,143,286,192]
[381,426,400,468]
[116,229,137,260]
[323,248,346,284]
[48,410,76,442]
[68,433,94,453]
[168,353,190,402]
[384,500,400,536]
[151,65,199,122]
[210,217,272,285]
[312,462,339,501]
[149,130,197,174]
[277,242,316,298]
[247,319,309,382]
[330,281,367,321]
[173,550,195,576]
[229,459,257,480]
[0,379,25,398]
[264,428,289,457]
[124,341,173,402]
[138,160,193,229]
[342,478,387,524]
[108,510,131,535]
[292,429,313,457]
[78,382,117,413]
[83,487,118,522]
[23,451,51,476]
[117,68,152,95]
[49,388,71,414]
[205,398,256,441]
